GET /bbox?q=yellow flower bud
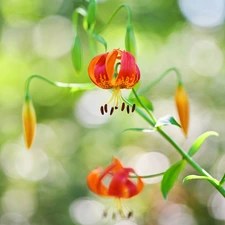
[175,84,189,136]
[22,96,36,149]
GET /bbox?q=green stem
[125,93,225,197]
[132,88,157,124]
[139,67,183,96]
[24,75,95,96]
[220,173,225,186]
[130,172,164,179]
[88,34,96,57]
[96,4,132,34]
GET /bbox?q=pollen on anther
[110,107,114,115]
[127,105,130,114]
[127,211,133,218]
[121,102,125,111]
[100,106,104,115]
[103,211,107,218]
[104,104,108,113]
[115,106,118,110]
[131,104,136,112]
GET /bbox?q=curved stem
[132,88,157,124]
[96,4,132,34]
[125,93,225,197]
[139,67,183,96]
[130,172,164,179]
[24,75,95,96]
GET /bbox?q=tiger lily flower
[88,49,140,115]
[87,158,144,218]
[175,84,189,136]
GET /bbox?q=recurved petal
[87,167,108,196]
[112,157,124,173]
[175,85,189,136]
[88,53,107,85]
[105,49,119,81]
[22,98,36,149]
[116,51,140,88]
[108,169,130,198]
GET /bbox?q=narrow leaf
[71,35,82,74]
[161,160,186,200]
[129,96,154,111]
[92,34,107,52]
[183,175,219,185]
[188,131,219,157]
[122,128,155,133]
[155,115,181,128]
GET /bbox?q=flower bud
[71,35,82,74]
[175,84,189,136]
[22,95,36,149]
[125,24,136,57]
[87,0,97,31]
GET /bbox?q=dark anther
[115,106,118,110]
[127,211,133,218]
[121,102,125,111]
[104,104,108,113]
[127,105,130,114]
[112,212,116,220]
[131,104,136,112]
[100,106,104,115]
[103,211,107,218]
[110,107,114,115]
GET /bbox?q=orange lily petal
[87,167,108,196]
[105,49,119,81]
[116,51,139,88]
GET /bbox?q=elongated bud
[71,35,82,74]
[175,84,189,136]
[87,0,97,31]
[22,95,36,149]
[125,24,136,57]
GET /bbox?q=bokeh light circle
[0,213,30,225]
[75,90,111,127]
[208,191,225,220]
[135,152,170,184]
[33,16,74,58]
[15,147,49,181]
[69,198,104,225]
[114,221,138,225]
[189,40,223,77]
[178,0,225,28]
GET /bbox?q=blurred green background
[0,0,225,224]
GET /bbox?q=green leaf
[92,34,107,52]
[125,24,136,57]
[71,35,82,74]
[188,131,219,157]
[155,115,181,128]
[122,128,155,133]
[161,160,186,200]
[183,175,219,185]
[129,96,154,111]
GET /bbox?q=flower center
[99,88,136,115]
